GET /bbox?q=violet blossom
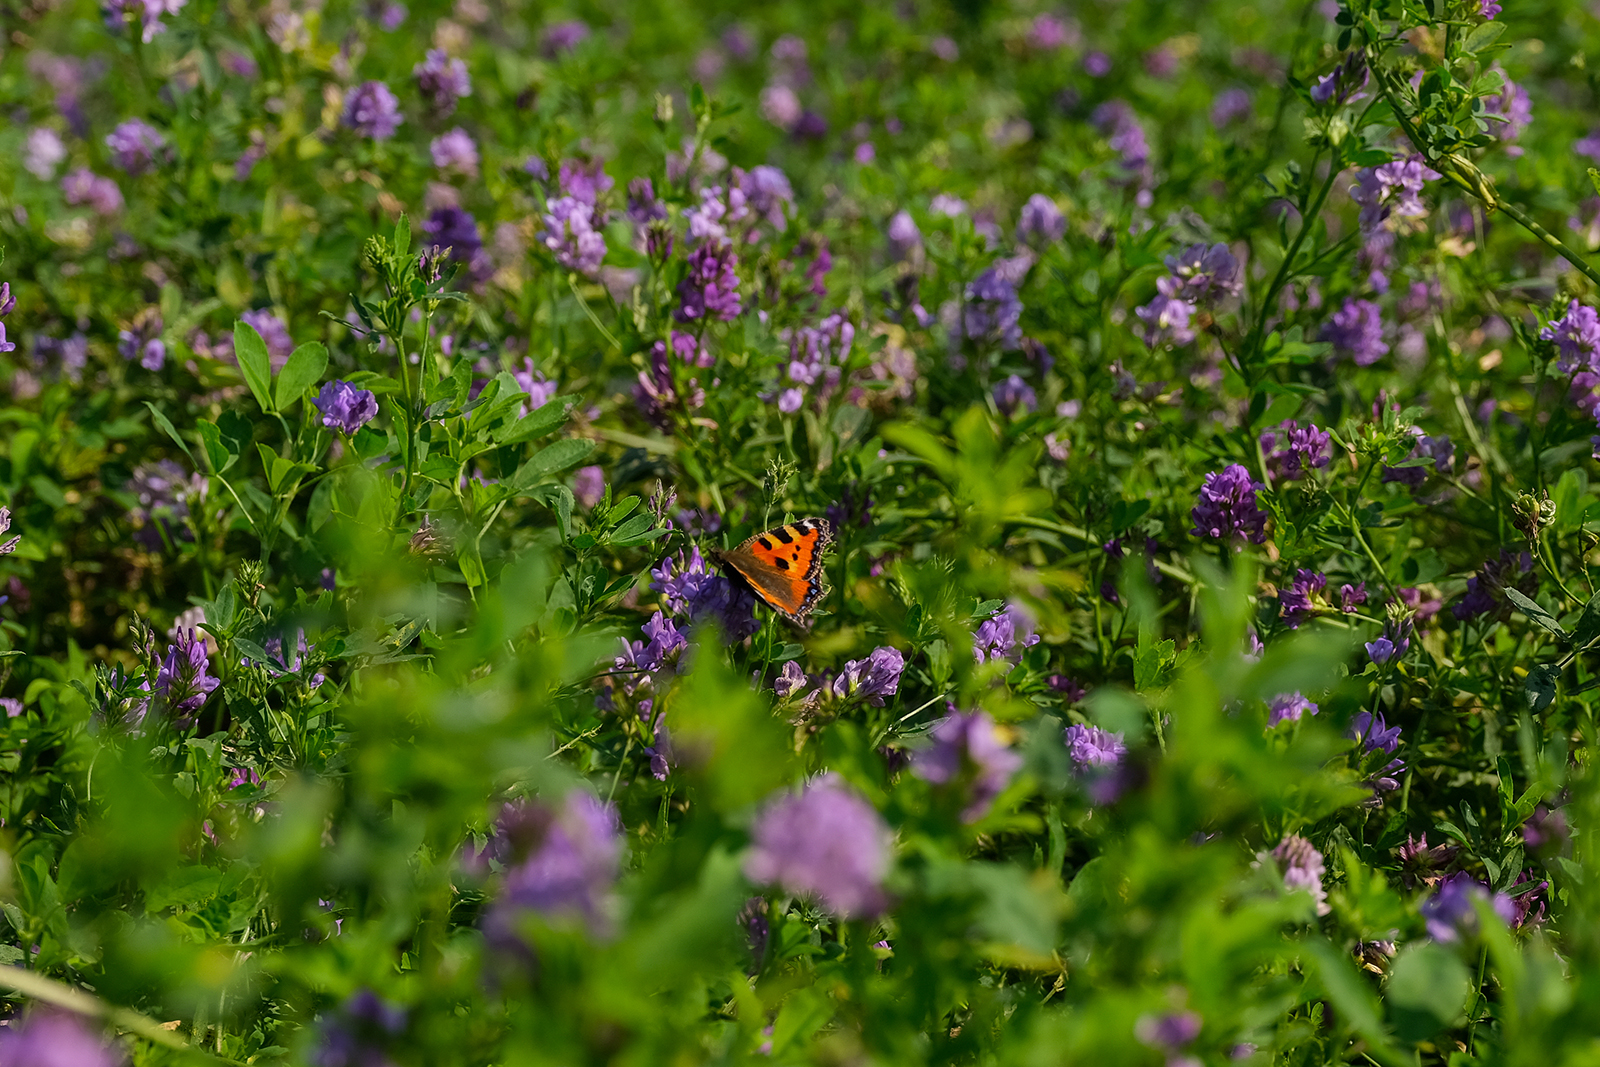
[913,708,1023,820]
[650,545,761,641]
[746,774,893,919]
[1323,297,1388,366]
[1271,834,1330,915]
[1260,420,1331,479]
[540,196,606,277]
[105,117,166,175]
[414,49,471,114]
[1267,692,1318,727]
[972,603,1040,664]
[676,240,742,322]
[482,792,624,941]
[314,380,378,435]
[341,80,402,140]
[1190,464,1268,543]
[1421,871,1514,941]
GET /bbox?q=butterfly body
[711,517,833,624]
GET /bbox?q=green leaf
[495,396,575,445]
[195,421,237,474]
[275,342,328,410]
[1386,942,1471,1043]
[1570,592,1600,648]
[142,402,196,465]
[528,484,575,539]
[1504,588,1567,640]
[1525,663,1559,713]
[1460,19,1505,54]
[1304,940,1397,1058]
[610,514,655,543]
[393,213,410,258]
[510,438,596,489]
[233,320,276,413]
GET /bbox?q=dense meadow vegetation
[11,0,1600,1062]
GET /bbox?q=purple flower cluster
[0,1010,123,1067]
[1421,871,1514,941]
[482,792,625,941]
[105,0,187,42]
[424,206,492,282]
[430,128,479,177]
[960,258,1028,351]
[414,48,471,114]
[126,459,205,547]
[311,990,406,1067]
[746,774,893,918]
[651,545,760,641]
[1541,300,1600,374]
[729,165,795,237]
[1135,243,1240,348]
[1090,100,1151,193]
[777,312,853,413]
[154,627,221,723]
[992,374,1037,416]
[1260,420,1331,479]
[314,380,378,435]
[1323,297,1388,366]
[1309,52,1368,107]
[913,708,1023,820]
[972,603,1041,664]
[540,197,606,277]
[676,240,742,322]
[1365,620,1412,665]
[105,117,166,175]
[63,167,124,215]
[1016,194,1065,245]
[1381,431,1453,488]
[1267,692,1318,727]
[1347,710,1404,796]
[118,309,166,370]
[341,80,403,140]
[241,307,293,369]
[1453,549,1535,621]
[1190,464,1268,543]
[1272,834,1330,914]
[1064,723,1128,804]
[1482,68,1531,152]
[1351,155,1437,234]
[825,646,905,706]
[1278,570,1326,629]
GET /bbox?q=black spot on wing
[758,536,774,550]
[772,527,794,545]
[775,557,790,571]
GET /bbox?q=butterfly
[710,517,834,624]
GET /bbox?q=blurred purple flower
[759,85,802,129]
[314,381,378,435]
[1260,420,1331,479]
[1267,692,1318,727]
[542,19,591,57]
[1422,871,1514,941]
[430,128,479,177]
[731,165,794,235]
[118,309,165,371]
[1351,155,1437,234]
[240,308,292,369]
[1323,297,1388,366]
[829,646,905,706]
[1136,1011,1202,1053]
[558,158,614,206]
[1017,194,1065,244]
[1541,300,1600,374]
[1279,570,1326,629]
[1454,550,1535,621]
[484,792,624,940]
[1190,464,1268,543]
[62,168,123,215]
[0,1009,123,1067]
[24,127,66,180]
[105,118,166,175]
[1026,13,1075,49]
[1480,0,1502,16]
[1135,277,1196,348]
[341,81,402,140]
[627,177,666,224]
[414,49,470,114]
[311,989,406,1067]
[1348,710,1404,795]
[972,603,1040,664]
[540,196,606,277]
[961,264,1025,350]
[1272,834,1330,914]
[993,374,1037,416]
[1309,52,1368,106]
[676,240,742,322]
[914,708,1023,820]
[1211,87,1252,127]
[1382,431,1454,488]
[105,0,187,42]
[573,466,605,508]
[746,774,893,918]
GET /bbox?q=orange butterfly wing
[712,518,834,623]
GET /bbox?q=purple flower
[1136,1011,1202,1053]
[731,165,795,235]
[1190,464,1268,543]
[1309,52,1368,107]
[759,84,803,129]
[0,1009,123,1067]
[973,603,1040,664]
[1541,300,1600,374]
[1279,570,1326,629]
[155,627,220,723]
[993,374,1037,416]
[0,698,21,718]
[1260,420,1332,479]
[1350,155,1437,234]
[1166,243,1243,304]
[627,177,666,223]
[1421,871,1514,941]
[1091,100,1150,186]
[1323,297,1388,366]
[961,263,1026,350]
[827,646,904,706]
[1211,87,1252,127]
[62,167,123,215]
[118,310,166,371]
[573,465,605,508]
[746,774,893,918]
[1272,834,1330,914]
[430,128,479,177]
[1523,806,1570,853]
[1027,13,1075,49]
[1480,0,1501,16]
[1382,431,1454,488]
[105,0,187,42]
[240,308,292,370]
[676,240,742,322]
[1348,710,1404,795]
[413,49,470,114]
[1064,723,1127,804]
[558,158,614,206]
[650,545,760,641]
[341,81,402,140]
[1482,69,1530,149]
[311,990,406,1067]
[542,19,591,57]
[1365,625,1410,665]
[105,117,166,175]
[1339,583,1368,612]
[511,358,557,413]
[484,792,624,941]
[1016,194,1065,245]
[540,196,606,277]
[24,127,66,180]
[1267,692,1319,727]
[314,380,378,435]
[126,459,204,549]
[424,206,492,282]
[1135,277,1196,348]
[1454,550,1536,621]
[888,210,922,260]
[913,708,1023,820]
[1083,51,1112,77]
